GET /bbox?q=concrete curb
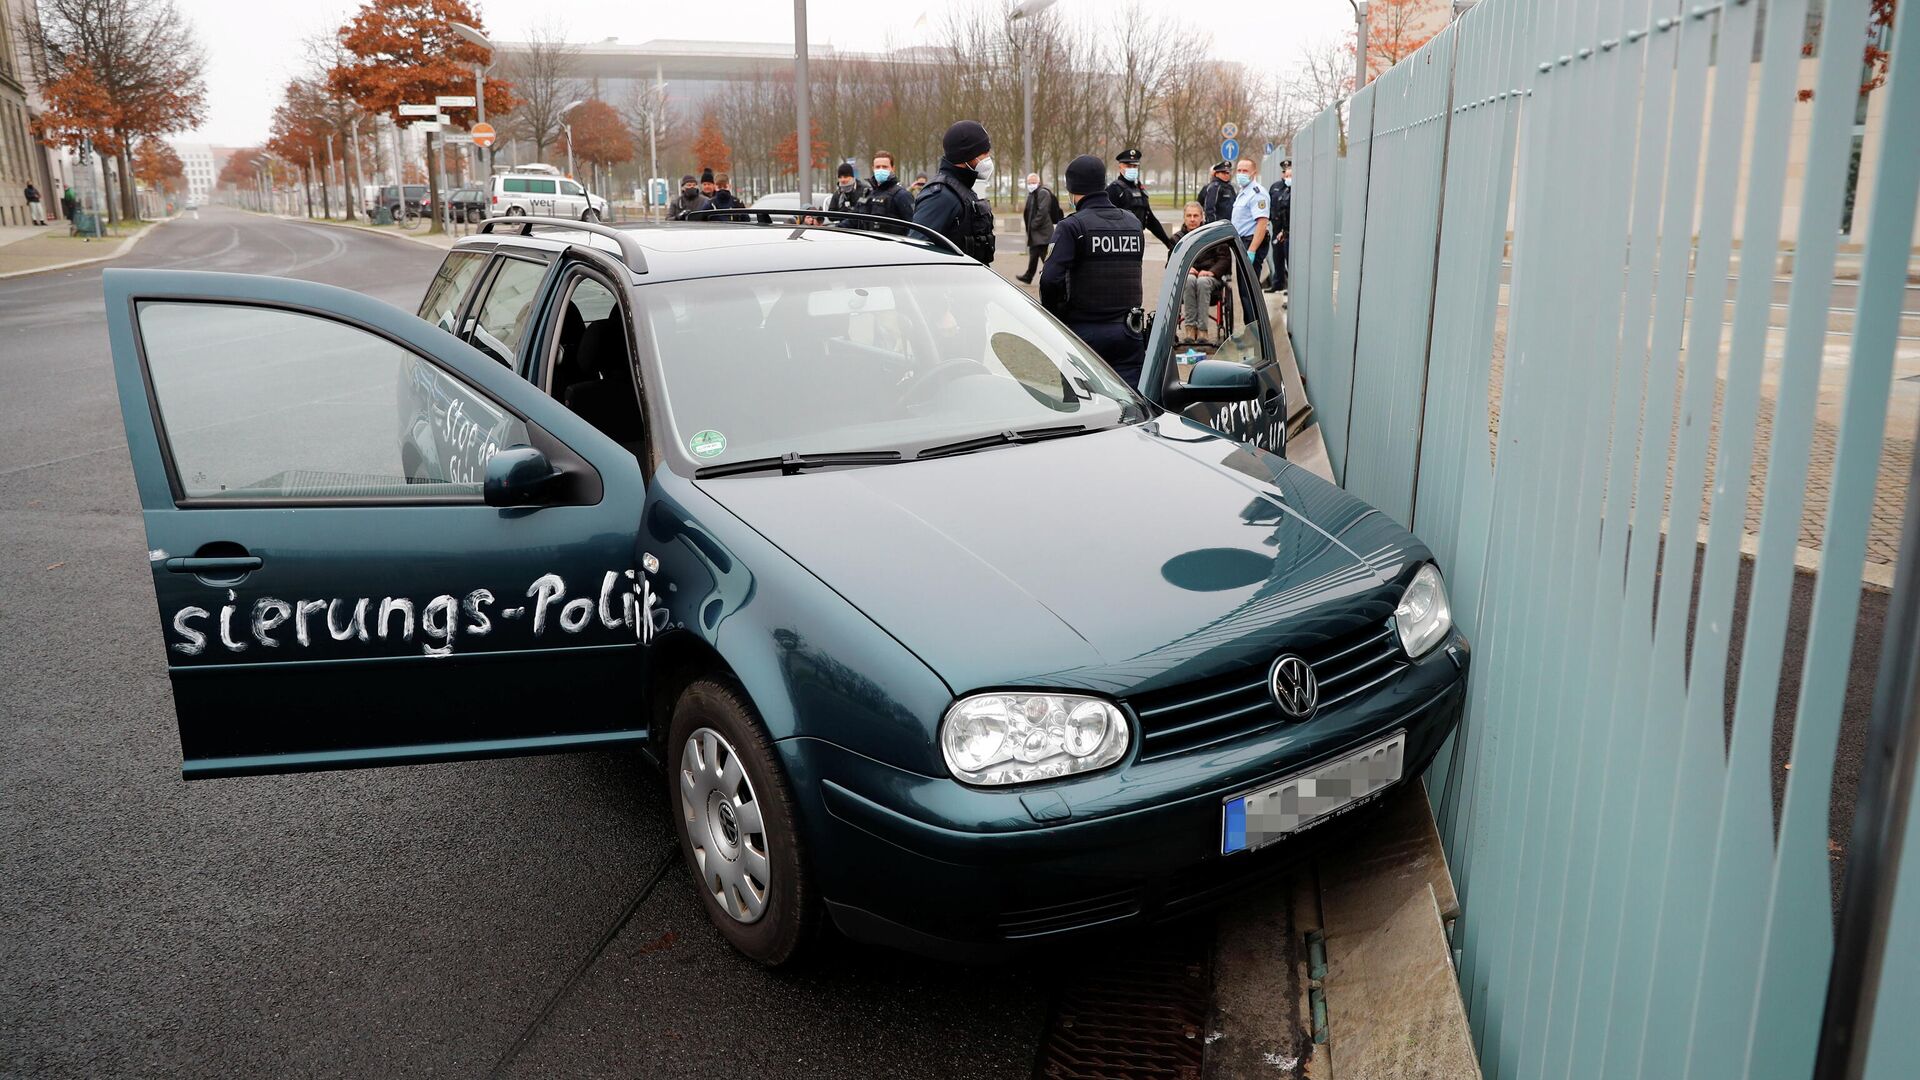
[0,217,169,280]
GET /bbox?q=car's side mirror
[1165,358,1261,408]
[484,445,562,507]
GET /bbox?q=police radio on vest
[1089,234,1143,254]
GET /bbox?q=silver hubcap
[680,727,771,924]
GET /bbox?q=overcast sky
[177,0,1357,146]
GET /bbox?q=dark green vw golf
[103,213,1466,964]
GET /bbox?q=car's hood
[696,418,1427,694]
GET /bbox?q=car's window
[528,179,558,195]
[138,302,527,501]
[546,274,645,451]
[1166,235,1268,386]
[416,250,487,332]
[405,185,428,199]
[560,180,584,197]
[504,178,528,194]
[640,264,1148,469]
[467,257,549,365]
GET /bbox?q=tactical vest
[924,176,997,264]
[1063,203,1144,323]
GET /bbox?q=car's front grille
[1127,621,1407,762]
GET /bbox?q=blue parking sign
[1221,138,1240,163]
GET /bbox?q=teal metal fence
[1287,0,1920,1075]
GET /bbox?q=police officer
[1106,147,1174,251]
[1266,158,1292,293]
[854,150,914,227]
[1042,154,1147,384]
[1230,158,1270,280]
[1199,160,1237,225]
[828,162,865,216]
[912,120,997,263]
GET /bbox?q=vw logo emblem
[1270,654,1319,720]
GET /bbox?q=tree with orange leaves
[1366,0,1439,81]
[773,119,826,187]
[132,139,186,198]
[20,0,209,222]
[566,100,633,198]
[328,0,517,233]
[692,108,731,174]
[269,78,340,219]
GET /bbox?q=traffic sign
[470,122,497,149]
[436,95,476,108]
[442,133,474,144]
[1266,141,1277,157]
[1220,122,1239,140]
[413,122,443,133]
[1220,138,1240,163]
[398,103,438,117]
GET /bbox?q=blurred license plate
[1221,732,1406,854]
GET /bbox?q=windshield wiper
[694,450,903,479]
[915,424,1092,460]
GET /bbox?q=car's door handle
[164,556,262,574]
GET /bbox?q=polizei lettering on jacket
[166,570,670,660]
[1088,233,1144,255]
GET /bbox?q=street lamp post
[793,0,810,208]
[1349,0,1369,93]
[449,22,495,177]
[560,99,585,180]
[1007,0,1058,179]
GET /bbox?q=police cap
[1115,147,1143,164]
[1211,159,1232,174]
[1065,154,1107,195]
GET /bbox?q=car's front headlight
[940,693,1130,786]
[1395,563,1453,658]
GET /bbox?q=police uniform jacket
[1230,180,1270,246]
[1268,180,1291,235]
[828,181,867,216]
[1105,177,1173,248]
[1039,191,1145,324]
[854,177,914,223]
[911,160,985,252]
[1200,177,1237,224]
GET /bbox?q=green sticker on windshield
[689,429,727,458]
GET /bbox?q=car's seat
[559,318,646,454]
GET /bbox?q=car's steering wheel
[897,359,990,410]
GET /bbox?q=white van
[487,164,608,221]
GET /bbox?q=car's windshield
[639,264,1149,470]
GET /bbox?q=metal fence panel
[1286,0,1920,1072]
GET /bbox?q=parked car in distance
[489,164,607,221]
[749,191,828,212]
[99,213,1465,970]
[446,187,487,224]
[378,184,431,220]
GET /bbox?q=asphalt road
[0,209,1053,1078]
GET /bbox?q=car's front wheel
[668,679,816,965]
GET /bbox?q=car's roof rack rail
[475,216,649,274]
[679,208,967,259]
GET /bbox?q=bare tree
[1108,1,1181,152]
[503,20,581,160]
[1292,35,1355,152]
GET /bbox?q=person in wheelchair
[1170,202,1234,346]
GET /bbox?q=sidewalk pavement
[0,219,164,280]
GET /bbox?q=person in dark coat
[1016,172,1062,284]
[1199,160,1236,225]
[828,162,866,216]
[1042,154,1146,383]
[1105,147,1173,250]
[1266,159,1292,293]
[709,172,743,210]
[25,183,45,225]
[853,150,914,232]
[671,175,711,220]
[912,120,996,263]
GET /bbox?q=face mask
[1284,177,1293,187]
[1235,173,1252,188]
[683,188,697,199]
[973,156,994,181]
[840,180,854,190]
[873,168,891,183]
[1026,181,1039,192]
[1123,167,1140,183]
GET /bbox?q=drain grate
[1032,923,1214,1080]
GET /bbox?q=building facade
[172,141,215,204]
[0,0,53,225]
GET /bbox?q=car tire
[505,206,524,217]
[667,678,816,966]
[581,208,600,223]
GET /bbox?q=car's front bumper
[779,631,1469,961]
